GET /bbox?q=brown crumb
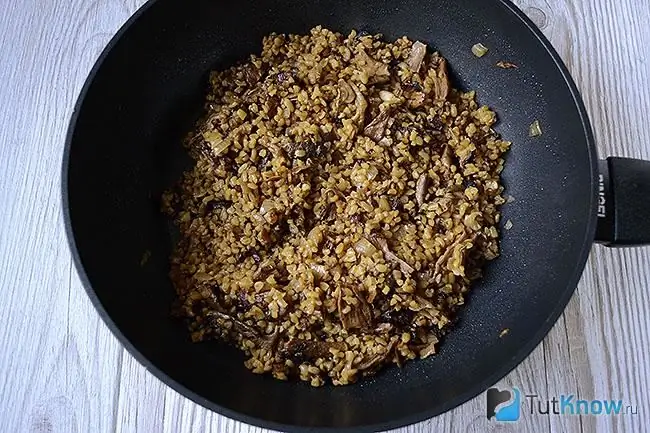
[496,61,519,69]
[140,250,151,267]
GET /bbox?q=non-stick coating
[64,0,598,430]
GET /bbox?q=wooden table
[1,0,648,432]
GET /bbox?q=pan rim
[61,0,598,431]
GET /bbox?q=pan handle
[595,157,650,247]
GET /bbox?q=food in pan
[162,27,510,386]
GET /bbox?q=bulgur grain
[164,27,510,386]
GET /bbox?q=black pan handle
[595,157,650,247]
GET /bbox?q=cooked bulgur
[162,27,510,386]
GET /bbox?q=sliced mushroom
[416,267,439,289]
[418,335,439,359]
[408,296,436,312]
[309,262,327,281]
[282,338,346,361]
[258,328,281,353]
[429,54,450,101]
[406,91,426,108]
[433,232,473,279]
[242,63,262,85]
[349,81,368,128]
[374,322,394,333]
[338,286,373,330]
[371,235,415,274]
[393,345,404,368]
[356,340,397,371]
[407,41,427,73]
[416,173,428,208]
[363,109,391,142]
[355,49,390,83]
[338,79,355,104]
[379,308,414,328]
[315,201,334,222]
[290,206,307,234]
[378,137,392,147]
[496,61,518,69]
[207,311,258,339]
[253,258,275,280]
[441,144,454,167]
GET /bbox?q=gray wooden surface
[1,0,649,432]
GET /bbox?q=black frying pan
[62,0,650,431]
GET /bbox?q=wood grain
[0,0,648,432]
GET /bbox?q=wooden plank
[0,1,135,432]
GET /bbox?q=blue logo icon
[487,387,521,421]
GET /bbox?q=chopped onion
[471,43,489,58]
[379,90,399,103]
[307,226,324,246]
[309,263,327,279]
[259,199,276,215]
[407,41,427,72]
[366,165,379,181]
[212,139,232,156]
[504,219,513,230]
[354,238,378,257]
[529,120,542,137]
[202,131,232,156]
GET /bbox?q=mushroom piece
[429,54,450,101]
[338,79,356,104]
[432,232,474,280]
[406,91,426,108]
[370,235,415,274]
[258,328,281,353]
[378,137,392,147]
[309,263,328,281]
[349,81,368,128]
[332,79,355,113]
[282,338,346,361]
[337,286,373,331]
[355,340,397,372]
[253,258,274,280]
[416,173,428,208]
[315,201,334,222]
[355,49,390,83]
[408,296,436,312]
[206,311,258,339]
[407,41,427,73]
[363,109,392,142]
[418,334,439,359]
[441,144,455,167]
[242,63,262,85]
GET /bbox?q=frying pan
[62,0,650,431]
